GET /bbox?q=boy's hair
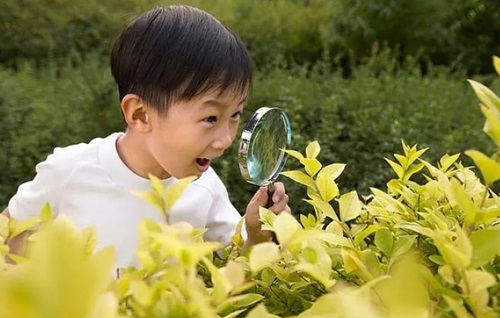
[110,5,252,114]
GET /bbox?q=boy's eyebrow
[202,96,248,108]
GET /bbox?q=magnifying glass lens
[246,110,289,185]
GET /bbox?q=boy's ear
[120,94,152,133]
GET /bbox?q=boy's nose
[212,126,234,150]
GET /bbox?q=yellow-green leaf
[304,197,338,222]
[216,294,264,314]
[385,158,404,179]
[374,228,393,255]
[148,173,165,195]
[301,158,322,177]
[450,178,479,224]
[480,105,500,148]
[220,260,246,292]
[280,170,316,189]
[9,217,39,238]
[245,303,279,318]
[470,229,500,268]
[493,56,500,77]
[465,150,500,185]
[338,191,362,222]
[164,176,196,211]
[320,163,346,180]
[273,213,302,245]
[133,191,164,212]
[249,242,280,274]
[39,202,53,223]
[468,79,500,111]
[305,141,321,159]
[315,171,339,202]
[282,149,305,162]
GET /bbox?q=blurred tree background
[1,0,499,214]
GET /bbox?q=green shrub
[1,60,500,316]
[0,56,122,206]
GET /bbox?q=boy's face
[145,90,247,179]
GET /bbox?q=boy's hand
[243,182,289,248]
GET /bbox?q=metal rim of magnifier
[238,107,292,186]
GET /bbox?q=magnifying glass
[238,107,292,207]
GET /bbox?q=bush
[214,54,494,213]
[0,56,122,206]
[1,62,500,316]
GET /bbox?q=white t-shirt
[8,132,243,268]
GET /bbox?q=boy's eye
[204,116,217,124]
[231,111,242,120]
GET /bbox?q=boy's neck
[116,131,170,180]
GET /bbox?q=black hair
[110,5,252,114]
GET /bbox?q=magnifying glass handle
[264,183,279,244]
[265,183,275,208]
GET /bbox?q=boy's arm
[1,208,28,262]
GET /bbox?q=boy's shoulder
[41,133,117,172]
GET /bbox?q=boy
[2,5,289,268]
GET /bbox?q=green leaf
[465,150,500,185]
[494,56,500,77]
[249,242,280,274]
[468,79,500,111]
[315,171,339,202]
[280,170,316,189]
[392,235,417,257]
[301,158,322,177]
[374,228,393,255]
[245,303,280,318]
[470,229,500,268]
[337,191,362,222]
[216,294,264,314]
[320,163,346,180]
[305,141,320,159]
[443,295,473,318]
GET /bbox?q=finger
[270,182,286,203]
[247,187,268,210]
[269,193,289,214]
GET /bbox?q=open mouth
[196,158,211,171]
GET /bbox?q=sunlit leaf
[320,163,346,181]
[465,150,500,185]
[282,148,305,162]
[244,303,279,318]
[443,295,473,318]
[316,171,339,202]
[385,158,404,179]
[305,141,321,159]
[133,191,164,212]
[353,224,381,246]
[304,197,338,222]
[9,217,40,239]
[301,158,322,177]
[338,191,362,222]
[273,212,302,245]
[468,79,500,111]
[164,176,196,211]
[39,202,53,223]
[248,242,280,274]
[148,173,164,195]
[494,56,500,76]
[280,170,316,189]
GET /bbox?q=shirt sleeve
[8,152,67,220]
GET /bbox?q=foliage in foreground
[1,58,500,317]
